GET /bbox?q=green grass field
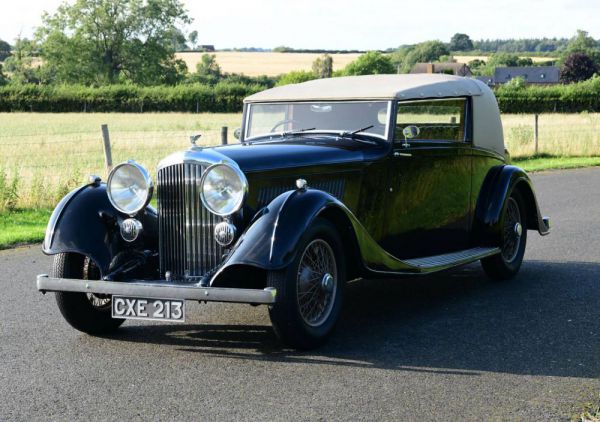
[1,112,599,248]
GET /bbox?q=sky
[1,0,599,50]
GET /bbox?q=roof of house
[244,74,484,103]
[494,66,559,83]
[475,76,495,85]
[410,62,472,76]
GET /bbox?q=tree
[392,41,450,73]
[312,54,333,78]
[276,70,316,86]
[343,51,395,75]
[0,64,7,86]
[36,0,191,85]
[0,39,11,61]
[188,30,198,50]
[196,53,221,77]
[2,36,39,84]
[560,53,598,83]
[561,30,600,66]
[450,33,473,51]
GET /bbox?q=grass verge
[513,155,600,172]
[573,395,600,422]
[0,208,51,250]
[0,157,599,249]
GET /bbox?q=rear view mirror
[233,127,241,140]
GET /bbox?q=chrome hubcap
[296,239,337,327]
[502,197,522,263]
[514,222,523,237]
[321,273,334,293]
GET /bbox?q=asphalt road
[1,168,599,421]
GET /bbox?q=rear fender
[474,165,550,244]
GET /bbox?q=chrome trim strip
[36,274,277,304]
[157,148,241,172]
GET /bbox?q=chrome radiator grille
[157,163,224,280]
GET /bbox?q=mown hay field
[173,52,555,76]
[0,112,599,210]
[175,52,361,76]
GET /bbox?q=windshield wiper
[338,125,378,145]
[281,127,316,137]
[342,125,374,136]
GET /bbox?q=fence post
[534,114,539,156]
[101,124,113,173]
[221,126,228,145]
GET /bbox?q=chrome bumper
[36,274,277,304]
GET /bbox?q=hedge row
[495,76,600,113]
[2,77,600,113]
[0,82,265,113]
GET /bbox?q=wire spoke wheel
[501,197,522,263]
[83,257,111,309]
[296,239,337,327]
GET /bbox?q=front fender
[218,188,337,272]
[43,182,158,277]
[474,165,550,244]
[211,188,416,286]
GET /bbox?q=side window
[395,98,467,142]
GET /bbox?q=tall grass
[1,112,599,211]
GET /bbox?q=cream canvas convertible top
[244,74,505,156]
[244,74,483,102]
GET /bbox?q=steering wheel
[270,119,298,133]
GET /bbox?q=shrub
[275,70,317,87]
[342,51,396,75]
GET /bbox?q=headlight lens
[107,161,153,215]
[200,164,247,216]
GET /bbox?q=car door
[381,98,472,259]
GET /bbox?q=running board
[403,247,500,272]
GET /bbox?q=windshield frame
[243,100,393,142]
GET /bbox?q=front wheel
[267,218,345,349]
[481,190,528,281]
[53,253,124,334]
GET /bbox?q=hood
[212,139,388,173]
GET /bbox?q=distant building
[475,76,494,86]
[199,45,215,52]
[493,66,559,85]
[410,62,472,77]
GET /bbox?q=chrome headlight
[200,163,248,216]
[107,161,153,215]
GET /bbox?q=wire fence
[1,113,600,210]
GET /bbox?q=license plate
[112,296,185,322]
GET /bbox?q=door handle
[394,152,412,157]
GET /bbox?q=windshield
[245,101,390,140]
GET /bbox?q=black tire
[53,253,124,334]
[267,218,345,349]
[481,190,528,281]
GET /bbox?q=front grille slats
[157,163,223,280]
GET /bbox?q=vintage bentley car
[37,74,550,349]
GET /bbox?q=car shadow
[108,260,600,379]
